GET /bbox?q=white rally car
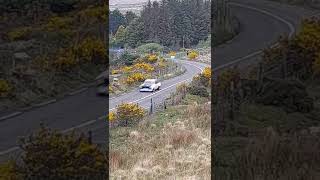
[139,79,161,92]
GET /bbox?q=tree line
[109,0,211,49]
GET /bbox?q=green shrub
[188,85,209,97]
[118,52,139,66]
[136,43,164,54]
[197,34,211,48]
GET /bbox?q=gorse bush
[122,66,133,73]
[109,85,113,93]
[133,62,154,72]
[7,27,31,41]
[53,48,77,71]
[43,16,72,31]
[295,18,320,77]
[158,57,167,68]
[188,50,199,60]
[77,37,107,62]
[202,67,212,80]
[50,37,106,71]
[0,124,107,179]
[263,18,320,78]
[115,103,145,126]
[146,54,158,63]
[217,68,240,92]
[190,67,212,88]
[0,160,21,180]
[169,51,176,56]
[0,79,11,98]
[109,111,116,122]
[111,69,120,75]
[200,67,212,87]
[294,18,320,53]
[125,73,149,85]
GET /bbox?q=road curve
[0,0,318,161]
[109,60,208,111]
[213,0,319,71]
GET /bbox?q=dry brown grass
[234,128,320,180]
[110,103,211,179]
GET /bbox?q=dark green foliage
[124,11,137,26]
[125,0,211,48]
[0,0,77,14]
[49,1,76,13]
[125,18,145,48]
[188,85,209,97]
[118,51,139,66]
[256,78,314,113]
[136,43,164,54]
[109,9,126,34]
[0,124,107,179]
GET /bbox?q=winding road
[0,0,319,161]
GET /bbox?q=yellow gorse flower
[133,63,154,72]
[108,112,116,122]
[125,72,150,85]
[122,66,133,73]
[169,51,176,56]
[116,103,145,122]
[202,67,212,79]
[188,50,199,60]
[111,69,120,75]
[147,54,158,63]
[0,79,11,97]
[7,27,32,41]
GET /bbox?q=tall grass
[110,103,211,179]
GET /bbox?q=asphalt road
[0,0,318,161]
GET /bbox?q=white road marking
[69,87,89,96]
[0,112,22,122]
[33,99,57,107]
[0,147,19,156]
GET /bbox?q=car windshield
[144,80,155,85]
